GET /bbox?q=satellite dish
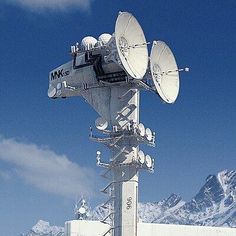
[57,89,62,96]
[115,12,148,79]
[150,40,179,103]
[145,128,152,141]
[98,33,112,45]
[56,83,62,90]
[145,155,152,168]
[137,123,145,136]
[81,36,97,50]
[48,86,56,98]
[138,150,145,164]
[95,117,108,130]
[78,206,86,215]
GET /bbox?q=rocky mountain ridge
[22,220,64,236]
[91,170,236,227]
[23,170,236,235]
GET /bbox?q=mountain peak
[32,220,50,233]
[23,220,64,236]
[194,173,225,207]
[23,170,236,235]
[217,170,236,195]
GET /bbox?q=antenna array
[48,11,188,236]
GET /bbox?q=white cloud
[5,0,92,11]
[0,136,98,199]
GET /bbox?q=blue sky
[0,0,236,235]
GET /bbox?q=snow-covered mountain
[23,170,236,235]
[22,220,64,236]
[166,170,236,227]
[91,170,236,227]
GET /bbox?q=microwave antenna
[48,11,188,236]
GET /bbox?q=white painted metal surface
[64,220,236,236]
[65,220,111,236]
[81,36,97,50]
[98,33,112,45]
[138,223,236,236]
[150,40,179,103]
[115,12,148,79]
[95,117,108,130]
[49,11,189,236]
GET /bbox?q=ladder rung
[102,227,114,236]
[101,182,114,194]
[101,212,114,223]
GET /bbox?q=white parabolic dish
[115,12,148,79]
[95,117,108,130]
[137,123,145,136]
[150,40,180,103]
[48,86,56,98]
[145,128,152,141]
[145,155,152,168]
[138,150,145,164]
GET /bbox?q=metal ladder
[100,169,115,236]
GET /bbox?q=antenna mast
[48,11,188,236]
[91,85,155,236]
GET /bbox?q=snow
[90,170,236,228]
[23,220,64,236]
[23,170,236,235]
